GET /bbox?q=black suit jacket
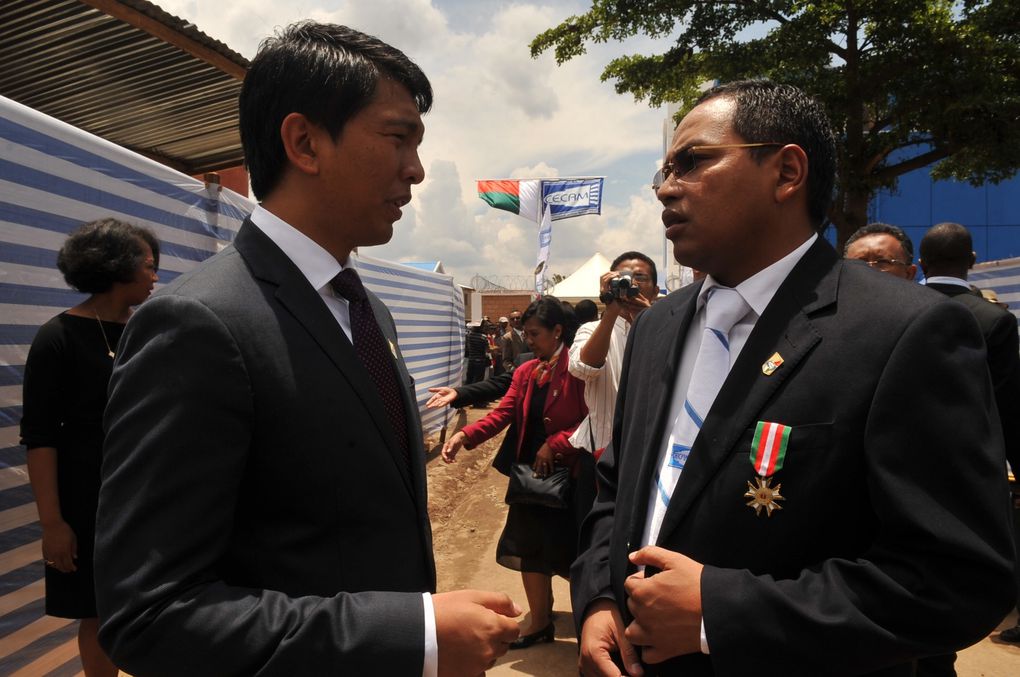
[926,282,1020,472]
[571,239,1016,676]
[96,221,436,676]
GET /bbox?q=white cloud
[158,0,677,287]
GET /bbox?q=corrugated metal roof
[0,0,249,173]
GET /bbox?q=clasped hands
[579,547,704,677]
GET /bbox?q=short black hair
[919,222,973,267]
[611,250,658,286]
[844,222,914,261]
[521,295,579,346]
[698,80,837,231]
[574,299,598,324]
[57,219,160,294]
[240,21,433,200]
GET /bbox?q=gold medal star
[744,476,785,517]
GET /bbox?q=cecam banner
[542,178,604,221]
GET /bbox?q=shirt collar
[248,205,349,291]
[923,275,970,289]
[698,233,818,316]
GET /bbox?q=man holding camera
[568,251,659,458]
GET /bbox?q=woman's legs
[78,617,118,677]
[520,571,552,633]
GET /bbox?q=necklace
[94,310,115,358]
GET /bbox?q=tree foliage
[532,1,1020,244]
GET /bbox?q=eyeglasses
[509,316,521,322]
[653,143,784,189]
[631,273,651,282]
[861,258,911,271]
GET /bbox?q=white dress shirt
[568,316,630,453]
[922,275,971,289]
[641,233,818,654]
[249,206,438,677]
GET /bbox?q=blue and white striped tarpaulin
[0,94,463,672]
[970,257,1020,329]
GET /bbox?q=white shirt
[568,316,630,452]
[249,206,438,677]
[923,275,971,289]
[641,233,818,654]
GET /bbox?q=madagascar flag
[477,179,543,222]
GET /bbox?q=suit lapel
[655,240,841,544]
[627,288,700,546]
[518,364,536,457]
[234,221,415,497]
[366,292,420,492]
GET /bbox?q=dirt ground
[425,405,1020,676]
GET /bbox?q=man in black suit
[919,222,1020,651]
[571,80,1015,676]
[918,222,1020,473]
[96,22,519,676]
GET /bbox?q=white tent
[549,252,612,301]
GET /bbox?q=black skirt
[495,381,597,577]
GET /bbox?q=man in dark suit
[571,80,1015,676]
[95,22,519,676]
[919,222,1020,473]
[919,222,1020,652]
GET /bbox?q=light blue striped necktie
[645,286,750,545]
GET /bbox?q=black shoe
[1000,625,1020,643]
[509,622,555,649]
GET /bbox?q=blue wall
[864,152,1020,263]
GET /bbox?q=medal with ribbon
[744,421,789,516]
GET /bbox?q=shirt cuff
[422,592,437,677]
[700,616,710,654]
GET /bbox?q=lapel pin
[762,352,784,376]
[387,338,397,358]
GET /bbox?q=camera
[600,268,640,303]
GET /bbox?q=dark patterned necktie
[330,268,410,465]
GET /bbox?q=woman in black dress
[21,218,159,676]
[442,297,591,649]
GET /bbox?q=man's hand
[579,599,643,677]
[624,547,704,664]
[426,387,458,409]
[434,589,521,677]
[599,272,652,324]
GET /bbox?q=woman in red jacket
[443,296,589,649]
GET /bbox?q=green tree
[532,1,1020,246]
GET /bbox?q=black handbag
[505,462,572,509]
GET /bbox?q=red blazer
[461,345,587,468]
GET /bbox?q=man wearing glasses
[571,80,1013,676]
[844,222,918,280]
[501,310,525,373]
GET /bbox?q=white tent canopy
[549,252,612,301]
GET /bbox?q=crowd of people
[18,18,1020,677]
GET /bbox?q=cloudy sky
[160,0,680,287]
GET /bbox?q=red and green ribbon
[750,421,790,477]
